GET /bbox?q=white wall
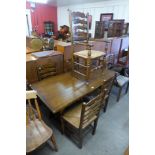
[57,0,129,37]
[26,9,32,36]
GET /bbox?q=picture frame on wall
[100,13,113,22]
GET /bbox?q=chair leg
[51,134,58,152]
[117,87,122,102]
[92,119,98,135]
[103,98,109,113]
[125,82,129,94]
[79,130,83,149]
[60,117,65,135]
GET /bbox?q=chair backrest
[69,11,89,42]
[101,76,115,102]
[69,10,94,74]
[105,53,115,69]
[79,91,106,129]
[26,90,42,126]
[37,60,57,81]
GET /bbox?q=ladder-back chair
[26,90,58,153]
[82,76,115,112]
[69,10,105,83]
[101,76,115,112]
[61,88,108,148]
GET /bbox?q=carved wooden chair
[26,90,58,153]
[69,10,105,83]
[36,59,57,81]
[61,89,107,149]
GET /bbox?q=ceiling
[47,0,111,6]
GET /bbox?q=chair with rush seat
[69,10,105,83]
[26,90,58,153]
[61,89,107,149]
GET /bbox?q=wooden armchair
[36,60,57,81]
[61,89,107,148]
[26,90,58,153]
[69,10,105,83]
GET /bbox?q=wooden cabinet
[94,21,105,39]
[26,51,63,83]
[123,23,129,35]
[54,40,85,72]
[108,20,124,37]
[94,20,125,38]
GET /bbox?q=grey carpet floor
[28,86,129,155]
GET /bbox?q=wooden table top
[26,50,62,62]
[31,70,115,114]
[26,54,37,62]
[31,50,62,58]
[74,50,105,59]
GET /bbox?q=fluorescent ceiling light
[27,0,48,4]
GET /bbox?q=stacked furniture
[69,10,105,83]
[26,11,129,150]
